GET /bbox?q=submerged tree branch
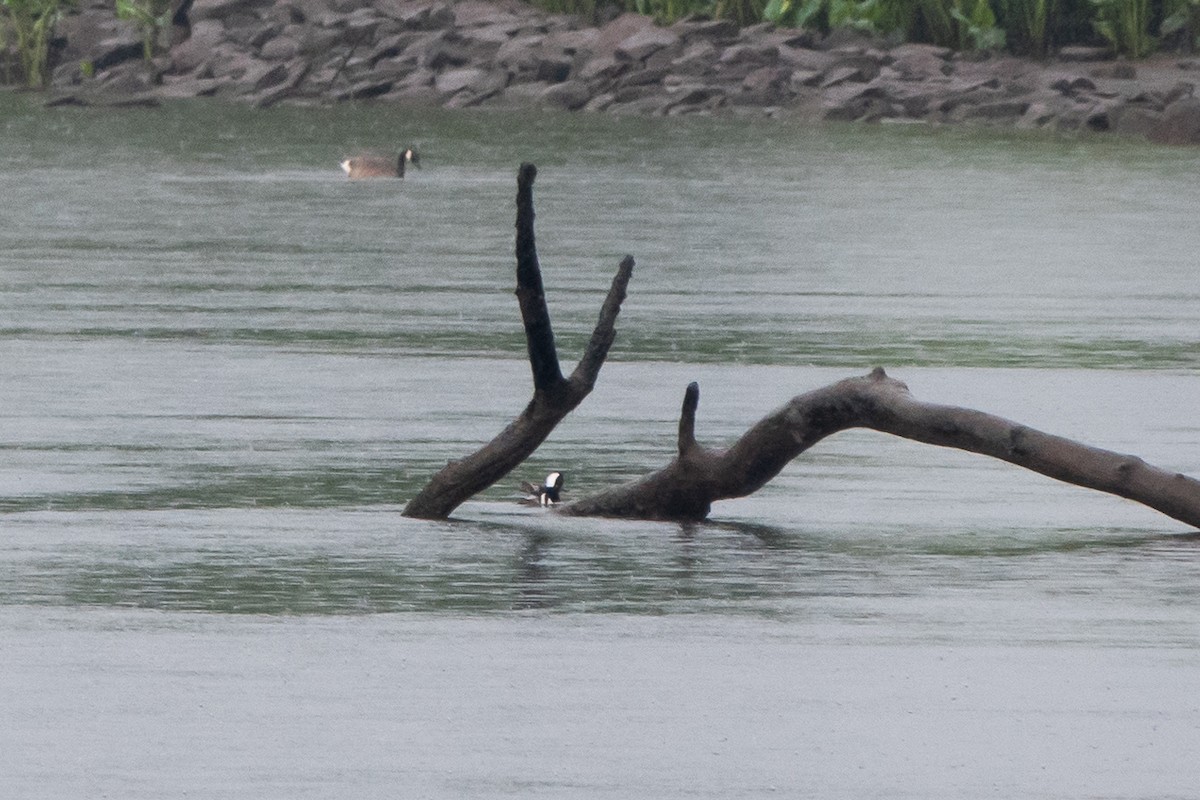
[559,368,1200,529]
[402,164,634,520]
[401,163,1198,532]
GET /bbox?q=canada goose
[340,147,420,179]
[519,471,564,506]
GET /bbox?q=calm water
[2,92,1199,798]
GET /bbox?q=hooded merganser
[519,471,564,506]
[340,147,419,179]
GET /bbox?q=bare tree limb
[513,163,563,393]
[559,367,1200,529]
[678,382,700,458]
[401,164,634,520]
[401,163,1198,531]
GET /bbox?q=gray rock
[616,27,680,63]
[382,0,456,31]
[778,46,837,72]
[888,43,952,61]
[171,19,227,73]
[1090,62,1136,80]
[260,34,302,60]
[577,54,626,82]
[718,43,778,66]
[190,0,265,23]
[538,79,592,110]
[889,50,951,80]
[821,55,880,86]
[788,69,822,90]
[1016,100,1060,129]
[246,58,309,106]
[77,32,144,73]
[670,40,718,75]
[435,66,489,94]
[158,75,224,98]
[582,90,616,112]
[494,34,546,72]
[822,83,891,121]
[670,18,738,44]
[1110,104,1164,139]
[1049,75,1096,96]
[1149,96,1200,144]
[594,13,661,54]
[741,65,788,94]
[333,76,396,100]
[821,65,866,88]
[418,38,473,70]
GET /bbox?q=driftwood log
[557,371,1200,528]
[405,164,1200,531]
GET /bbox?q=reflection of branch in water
[513,530,554,610]
[693,518,798,549]
[673,522,699,577]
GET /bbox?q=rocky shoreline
[40,0,1200,144]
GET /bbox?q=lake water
[2,92,1199,798]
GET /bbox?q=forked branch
[402,164,1199,531]
[402,164,634,519]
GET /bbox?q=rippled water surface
[2,93,1199,799]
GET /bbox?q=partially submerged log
[405,163,1200,531]
[559,369,1200,528]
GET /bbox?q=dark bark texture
[402,164,634,519]
[404,163,1200,532]
[559,368,1200,529]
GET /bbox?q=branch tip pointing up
[678,382,700,457]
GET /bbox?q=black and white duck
[519,471,564,506]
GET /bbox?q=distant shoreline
[33,0,1200,144]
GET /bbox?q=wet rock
[1149,96,1200,144]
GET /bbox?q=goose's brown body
[340,147,419,179]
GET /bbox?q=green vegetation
[1089,0,1153,56]
[1162,0,1200,49]
[0,0,73,87]
[1000,0,1058,56]
[115,0,173,60]
[527,0,1199,55]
